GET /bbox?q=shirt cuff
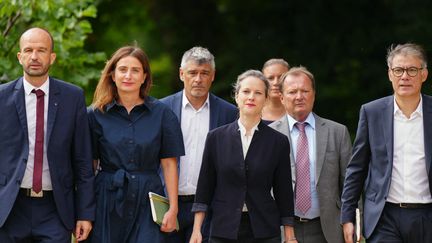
[191,202,208,213]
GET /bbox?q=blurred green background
[2,0,432,136]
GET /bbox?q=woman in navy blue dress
[88,46,184,242]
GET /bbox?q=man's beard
[24,66,50,77]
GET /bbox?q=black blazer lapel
[244,122,265,161]
[46,78,60,146]
[382,96,394,168]
[422,95,432,174]
[173,91,182,121]
[13,78,28,136]
[228,121,244,161]
[209,93,219,130]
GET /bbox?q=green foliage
[85,0,177,99]
[0,0,106,98]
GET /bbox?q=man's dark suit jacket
[0,77,95,230]
[341,94,432,238]
[160,90,238,131]
[193,121,294,240]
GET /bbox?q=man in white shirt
[341,43,432,243]
[0,27,94,242]
[161,46,237,243]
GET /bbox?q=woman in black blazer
[190,70,297,243]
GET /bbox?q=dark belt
[294,216,320,223]
[386,202,432,209]
[19,188,53,198]
[178,194,195,203]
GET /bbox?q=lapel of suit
[246,122,264,161]
[13,78,28,136]
[422,95,432,174]
[272,115,290,137]
[46,78,60,146]
[277,116,295,171]
[209,93,219,130]
[314,114,328,184]
[229,121,245,162]
[382,96,394,169]
[270,116,296,185]
[173,91,182,121]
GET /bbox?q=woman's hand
[160,208,177,232]
[189,229,202,243]
[160,157,179,233]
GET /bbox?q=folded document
[148,192,180,231]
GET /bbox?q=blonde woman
[190,70,296,243]
[261,59,290,124]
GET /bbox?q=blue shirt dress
[88,96,184,243]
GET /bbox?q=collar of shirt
[182,91,210,112]
[23,77,50,96]
[393,95,423,120]
[287,112,316,132]
[105,96,152,112]
[237,119,260,160]
[237,119,260,136]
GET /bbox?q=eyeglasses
[391,67,424,77]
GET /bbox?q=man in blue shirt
[270,66,351,243]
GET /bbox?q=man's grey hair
[262,58,290,71]
[387,43,428,68]
[180,46,215,69]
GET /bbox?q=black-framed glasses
[391,67,424,77]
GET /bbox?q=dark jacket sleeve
[341,105,371,224]
[192,131,217,212]
[73,89,96,221]
[273,135,294,226]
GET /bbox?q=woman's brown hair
[92,46,152,112]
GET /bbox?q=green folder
[148,192,180,231]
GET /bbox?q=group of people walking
[0,26,431,243]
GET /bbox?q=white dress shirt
[238,119,260,212]
[387,97,432,203]
[21,78,52,190]
[178,92,210,195]
[237,120,259,160]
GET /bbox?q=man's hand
[74,220,92,241]
[343,222,355,243]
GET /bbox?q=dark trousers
[166,198,210,243]
[367,203,432,243]
[293,217,327,243]
[209,213,280,243]
[0,190,70,243]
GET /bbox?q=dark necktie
[32,89,45,193]
[295,122,311,214]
